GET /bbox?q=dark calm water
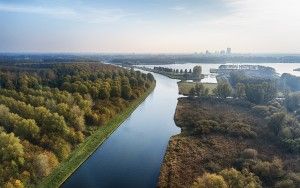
[63,72,181,188]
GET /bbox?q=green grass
[37,83,156,188]
[178,81,217,95]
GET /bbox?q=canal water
[63,72,181,188]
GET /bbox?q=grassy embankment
[38,83,156,188]
[177,81,217,95]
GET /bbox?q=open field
[177,81,217,95]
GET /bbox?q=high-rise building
[226,47,231,54]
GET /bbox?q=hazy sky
[0,0,300,53]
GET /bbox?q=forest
[0,62,155,187]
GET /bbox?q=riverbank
[158,97,300,187]
[37,83,156,188]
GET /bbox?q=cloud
[0,3,131,23]
[169,5,191,15]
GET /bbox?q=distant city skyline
[0,0,300,53]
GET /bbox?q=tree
[229,71,245,87]
[192,173,228,188]
[0,132,24,163]
[33,151,59,177]
[236,83,246,98]
[110,81,121,98]
[219,168,262,188]
[147,73,154,82]
[268,112,286,136]
[285,92,300,111]
[193,66,202,80]
[214,81,232,98]
[252,158,284,186]
[98,84,110,99]
[49,137,71,161]
[121,84,132,99]
[15,119,40,140]
[192,83,209,97]
[245,82,277,104]
[189,87,196,96]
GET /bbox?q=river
[63,72,181,188]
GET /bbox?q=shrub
[205,161,222,172]
[251,158,284,186]
[241,148,258,159]
[219,168,262,188]
[282,138,300,153]
[192,173,228,188]
[194,120,220,135]
[275,179,295,188]
[227,122,257,138]
[268,112,286,136]
[252,105,271,117]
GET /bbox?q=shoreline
[37,82,156,188]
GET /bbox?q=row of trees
[153,65,203,81]
[189,73,277,105]
[0,63,155,187]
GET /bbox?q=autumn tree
[192,173,228,188]
[121,84,132,99]
[33,151,59,177]
[0,132,24,164]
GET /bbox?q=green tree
[214,81,232,98]
[192,83,209,97]
[285,92,300,111]
[98,84,110,99]
[236,83,246,98]
[219,168,262,188]
[15,119,40,140]
[0,132,24,163]
[245,82,277,104]
[121,84,132,99]
[110,81,121,98]
[193,66,202,80]
[268,112,286,136]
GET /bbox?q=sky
[0,0,300,53]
